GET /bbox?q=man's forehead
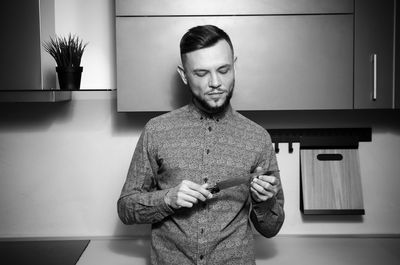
[182,40,234,69]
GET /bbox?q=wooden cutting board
[300,149,364,214]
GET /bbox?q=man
[118,25,284,265]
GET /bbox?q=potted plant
[43,34,88,90]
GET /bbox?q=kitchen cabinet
[116,0,399,111]
[116,0,354,111]
[116,16,353,111]
[354,0,396,109]
[116,0,353,16]
[0,0,71,102]
[0,0,55,91]
[396,1,400,109]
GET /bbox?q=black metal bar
[267,128,372,144]
[302,209,365,215]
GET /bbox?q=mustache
[207,88,227,94]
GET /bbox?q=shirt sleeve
[117,124,175,225]
[249,132,285,238]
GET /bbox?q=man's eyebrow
[218,64,231,70]
[192,64,232,72]
[192,69,209,74]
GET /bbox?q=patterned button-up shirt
[118,103,284,265]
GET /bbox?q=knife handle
[206,170,280,194]
[207,185,220,194]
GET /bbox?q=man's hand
[250,167,281,202]
[164,180,213,209]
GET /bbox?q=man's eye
[219,68,230,74]
[195,72,207,77]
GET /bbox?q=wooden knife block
[300,149,364,214]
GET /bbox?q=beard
[191,86,234,115]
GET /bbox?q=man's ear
[233,56,238,73]
[177,65,188,85]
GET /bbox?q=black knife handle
[206,170,280,194]
[207,185,220,194]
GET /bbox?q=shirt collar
[188,100,233,121]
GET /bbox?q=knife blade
[207,169,279,194]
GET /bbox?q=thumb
[201,182,209,189]
[255,166,264,173]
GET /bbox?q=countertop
[77,235,400,265]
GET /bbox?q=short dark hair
[180,25,234,57]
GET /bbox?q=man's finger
[179,192,198,204]
[182,188,207,202]
[251,181,268,195]
[258,175,279,186]
[185,181,212,199]
[255,166,264,173]
[201,183,213,199]
[181,181,212,201]
[251,178,278,197]
[250,187,271,202]
[177,197,193,208]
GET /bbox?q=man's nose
[209,72,221,88]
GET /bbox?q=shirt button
[208,126,212,132]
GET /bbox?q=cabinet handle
[371,53,377,101]
[317,154,343,161]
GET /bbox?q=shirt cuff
[158,189,176,217]
[252,196,278,216]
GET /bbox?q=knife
[206,169,280,194]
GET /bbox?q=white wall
[0,0,400,239]
[54,0,116,90]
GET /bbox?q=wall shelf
[0,89,116,102]
[0,90,72,102]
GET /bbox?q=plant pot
[56,66,83,90]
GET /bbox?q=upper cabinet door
[116,15,353,111]
[116,0,354,16]
[232,15,353,110]
[0,0,56,91]
[396,2,400,108]
[354,0,395,109]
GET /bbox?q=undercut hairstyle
[179,25,234,58]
